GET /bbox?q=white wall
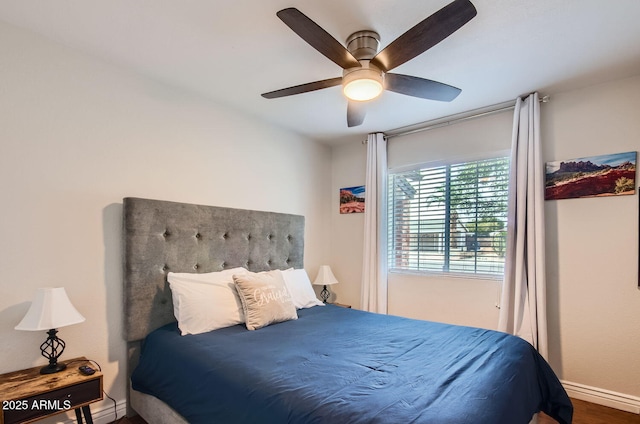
[330,75,640,402]
[329,140,367,306]
[542,75,640,399]
[0,21,331,422]
[386,110,512,330]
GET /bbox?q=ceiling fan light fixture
[342,67,384,101]
[266,2,478,126]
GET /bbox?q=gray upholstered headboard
[123,197,305,343]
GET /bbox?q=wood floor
[111,398,640,423]
[538,398,640,424]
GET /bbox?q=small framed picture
[340,185,365,214]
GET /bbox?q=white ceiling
[1,0,640,144]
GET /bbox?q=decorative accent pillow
[167,267,248,335]
[233,271,298,330]
[281,269,324,309]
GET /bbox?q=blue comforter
[132,305,572,423]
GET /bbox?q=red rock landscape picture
[340,186,365,214]
[545,151,636,200]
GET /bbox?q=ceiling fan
[261,0,477,127]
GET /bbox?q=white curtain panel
[361,132,388,313]
[498,92,548,359]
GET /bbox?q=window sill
[388,268,503,282]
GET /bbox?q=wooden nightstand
[0,357,103,424]
[333,303,352,308]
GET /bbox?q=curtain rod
[379,95,550,141]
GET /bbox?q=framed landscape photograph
[545,151,636,200]
[340,185,365,214]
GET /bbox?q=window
[388,156,509,277]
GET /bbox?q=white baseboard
[49,400,127,424]
[562,380,640,414]
[89,400,128,424]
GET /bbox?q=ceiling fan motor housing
[346,30,380,60]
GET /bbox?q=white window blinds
[388,156,509,277]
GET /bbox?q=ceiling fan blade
[385,73,461,101]
[347,101,367,127]
[277,8,361,70]
[371,0,477,72]
[262,77,343,99]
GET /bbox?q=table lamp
[313,265,339,303]
[15,287,85,374]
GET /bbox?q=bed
[123,197,572,424]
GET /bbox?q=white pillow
[281,268,324,309]
[167,267,248,335]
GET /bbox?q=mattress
[131,305,572,424]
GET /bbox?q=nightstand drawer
[2,378,101,424]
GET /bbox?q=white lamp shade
[15,287,85,331]
[313,265,339,286]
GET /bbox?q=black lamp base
[320,285,330,303]
[39,328,67,375]
[40,362,67,375]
